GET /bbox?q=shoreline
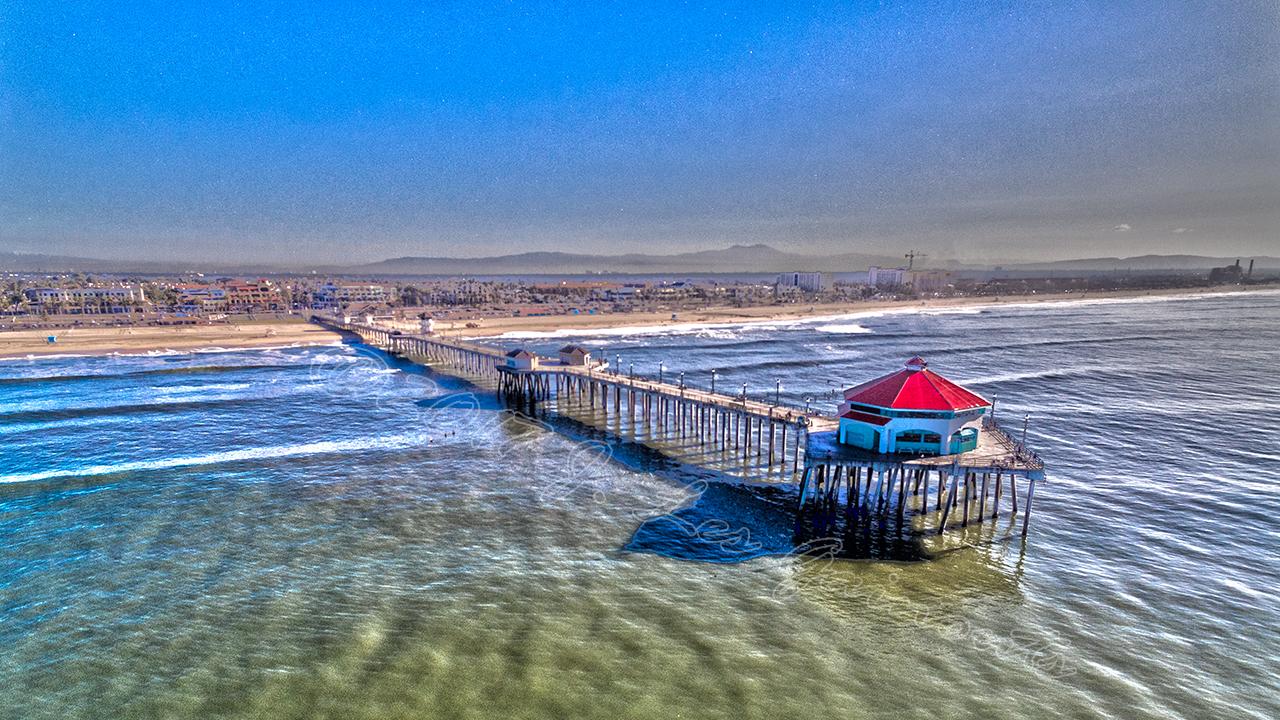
[0,320,345,360]
[0,285,1271,359]
[456,285,1274,339]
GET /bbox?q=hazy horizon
[2,2,1277,265]
[3,241,1280,273]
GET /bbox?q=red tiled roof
[841,409,892,426]
[843,357,990,412]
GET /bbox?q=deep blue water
[2,290,1278,719]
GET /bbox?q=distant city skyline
[2,2,1277,265]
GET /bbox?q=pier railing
[981,416,1044,471]
[586,363,830,425]
[319,314,1047,541]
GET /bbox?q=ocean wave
[493,319,785,340]
[0,353,103,363]
[0,362,317,386]
[152,382,254,394]
[813,323,873,334]
[487,302,1041,340]
[964,288,1280,314]
[956,366,1115,387]
[192,341,345,354]
[0,342,344,365]
[0,396,270,425]
[487,290,1280,341]
[0,433,434,485]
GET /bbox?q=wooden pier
[318,317,1047,550]
[793,417,1045,554]
[321,317,824,478]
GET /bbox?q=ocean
[2,290,1278,719]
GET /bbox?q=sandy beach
[0,285,1266,358]
[450,285,1259,339]
[0,320,344,359]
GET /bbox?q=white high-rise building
[775,272,825,293]
[866,266,907,286]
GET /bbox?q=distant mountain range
[2,245,1276,277]
[995,254,1278,272]
[343,244,907,275]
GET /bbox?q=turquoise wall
[895,439,943,455]
[839,420,879,450]
[949,428,979,454]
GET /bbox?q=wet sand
[0,321,344,359]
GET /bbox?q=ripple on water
[2,294,1279,719]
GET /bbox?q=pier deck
[805,418,1044,476]
[319,317,1047,542]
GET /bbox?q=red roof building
[842,356,989,412]
[837,357,991,456]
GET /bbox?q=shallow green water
[2,292,1278,719]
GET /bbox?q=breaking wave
[0,433,433,485]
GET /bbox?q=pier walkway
[319,316,1047,542]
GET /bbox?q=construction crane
[904,250,927,270]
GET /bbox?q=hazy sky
[1,1,1277,264]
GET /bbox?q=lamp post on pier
[711,369,718,394]
[1021,413,1030,447]
[678,372,685,397]
[775,379,782,405]
[629,363,634,380]
[615,354,621,376]
[658,361,665,384]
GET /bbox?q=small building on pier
[557,345,592,366]
[504,349,540,371]
[837,357,990,456]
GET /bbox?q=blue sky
[1,1,1276,264]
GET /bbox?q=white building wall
[867,266,907,287]
[776,272,825,293]
[879,415,983,453]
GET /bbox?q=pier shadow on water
[358,340,951,564]
[493,391,933,563]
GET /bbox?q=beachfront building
[908,269,953,292]
[558,345,591,366]
[866,266,907,287]
[222,279,283,310]
[837,356,991,456]
[24,286,147,314]
[176,285,229,310]
[317,283,389,307]
[776,272,825,293]
[505,349,539,371]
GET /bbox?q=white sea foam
[0,433,434,485]
[0,341,345,364]
[193,341,344,354]
[813,323,873,334]
[486,289,1280,340]
[0,353,102,363]
[956,366,1111,386]
[488,306,980,340]
[153,382,254,394]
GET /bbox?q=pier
[319,317,1047,551]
